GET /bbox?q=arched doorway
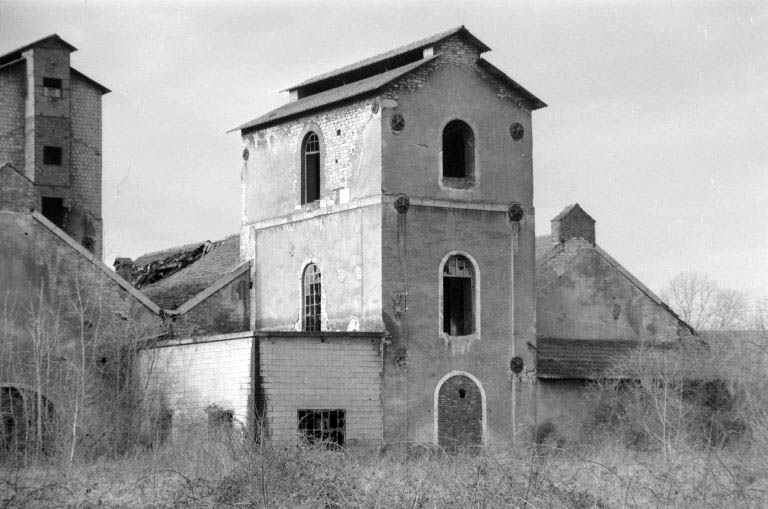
[1,385,55,458]
[435,372,485,450]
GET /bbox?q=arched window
[442,255,475,336]
[442,120,474,181]
[302,263,321,331]
[301,132,321,204]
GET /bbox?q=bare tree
[661,272,718,329]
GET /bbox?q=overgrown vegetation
[2,272,767,506]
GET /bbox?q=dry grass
[2,428,767,508]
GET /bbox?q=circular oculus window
[510,122,525,141]
[390,113,405,133]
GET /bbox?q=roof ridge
[283,25,487,92]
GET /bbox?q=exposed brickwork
[0,63,26,172]
[257,334,383,445]
[437,374,482,449]
[384,35,530,107]
[0,41,105,259]
[69,74,104,257]
[551,204,595,244]
[141,335,254,430]
[244,96,377,221]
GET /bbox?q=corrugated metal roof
[231,55,437,133]
[284,25,490,92]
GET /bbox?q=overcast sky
[1,0,766,299]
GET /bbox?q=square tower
[234,26,545,445]
[0,35,110,257]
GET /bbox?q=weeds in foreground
[2,428,767,508]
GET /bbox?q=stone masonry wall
[257,334,383,445]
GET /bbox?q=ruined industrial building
[1,27,699,451]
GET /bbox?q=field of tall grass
[2,420,768,507]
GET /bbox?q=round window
[510,122,524,141]
[390,113,405,133]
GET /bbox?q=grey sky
[1,0,766,298]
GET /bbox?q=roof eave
[477,58,546,110]
[70,67,111,94]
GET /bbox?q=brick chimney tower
[551,203,596,244]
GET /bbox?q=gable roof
[138,234,241,310]
[284,25,490,93]
[0,34,110,95]
[231,55,437,132]
[476,58,546,110]
[552,203,595,222]
[0,34,77,67]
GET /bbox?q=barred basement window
[43,146,62,165]
[443,255,475,336]
[303,263,321,332]
[298,409,345,447]
[301,132,320,204]
[42,77,62,98]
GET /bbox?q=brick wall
[257,333,384,445]
[242,96,381,224]
[437,374,483,449]
[0,62,26,172]
[70,74,103,257]
[141,333,254,431]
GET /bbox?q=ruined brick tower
[0,35,109,258]
[235,26,546,446]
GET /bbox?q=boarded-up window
[302,132,320,204]
[443,255,475,336]
[303,263,321,332]
[298,409,345,447]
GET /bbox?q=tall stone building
[233,26,545,445]
[0,34,109,258]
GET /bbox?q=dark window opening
[443,255,475,336]
[82,236,95,253]
[301,132,320,204]
[42,77,62,98]
[442,120,474,180]
[459,389,466,398]
[303,263,321,332]
[43,146,62,166]
[298,409,345,448]
[41,197,67,229]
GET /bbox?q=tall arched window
[442,255,475,336]
[302,263,322,331]
[301,132,321,204]
[442,120,474,181]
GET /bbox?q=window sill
[441,177,475,190]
